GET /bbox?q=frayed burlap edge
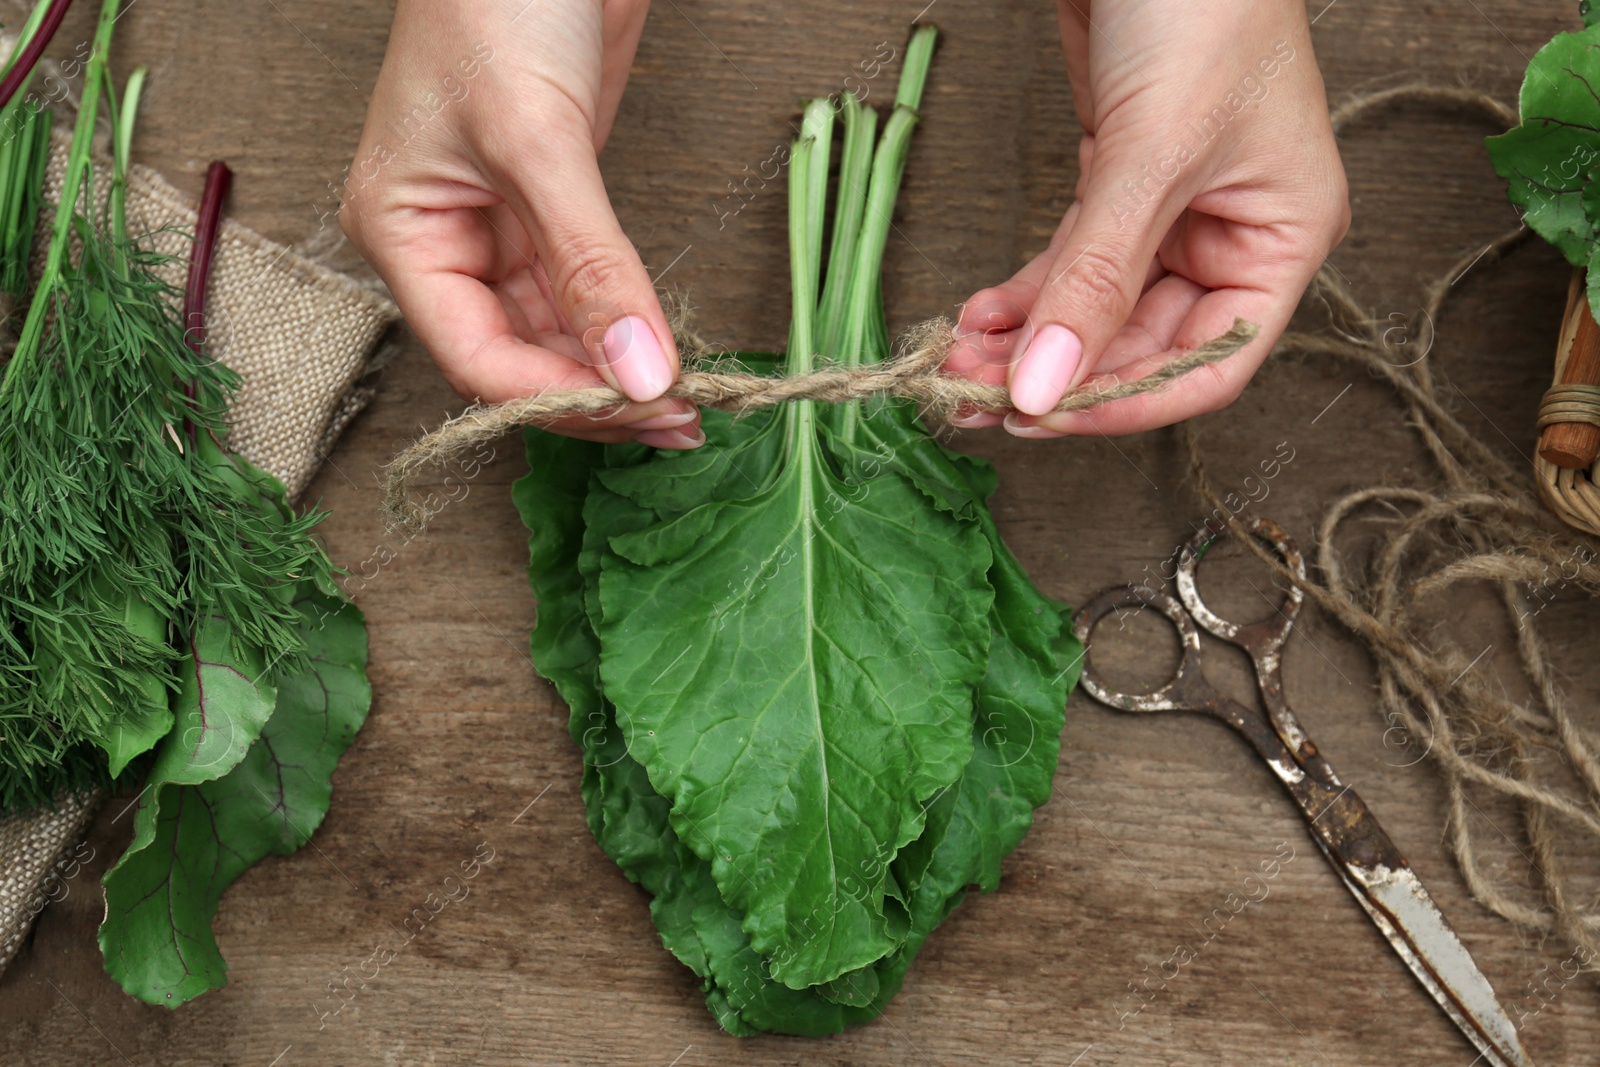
[0,793,101,973]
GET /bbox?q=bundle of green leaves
[0,0,370,1006]
[1486,6,1600,313]
[513,26,1082,1035]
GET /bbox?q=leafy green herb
[0,0,331,808]
[0,0,373,1007]
[1487,18,1600,315]
[513,25,1082,1035]
[100,586,370,1005]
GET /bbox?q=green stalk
[109,65,145,272]
[114,68,143,172]
[786,131,814,377]
[785,98,834,378]
[1,99,52,283]
[1,0,55,74]
[0,0,59,300]
[894,24,939,110]
[6,103,43,220]
[837,105,920,367]
[0,118,15,216]
[817,93,877,360]
[5,0,121,390]
[801,97,833,330]
[836,26,938,372]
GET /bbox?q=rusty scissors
[1074,515,1529,1067]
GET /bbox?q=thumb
[1008,134,1192,416]
[495,126,678,404]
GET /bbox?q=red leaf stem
[0,0,74,110]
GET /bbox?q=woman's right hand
[341,0,703,449]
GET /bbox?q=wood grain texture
[2,1,1597,1064]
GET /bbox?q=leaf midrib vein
[794,423,839,944]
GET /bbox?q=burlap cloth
[0,134,399,975]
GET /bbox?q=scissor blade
[1333,853,1530,1067]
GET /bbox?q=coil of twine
[1188,84,1600,976]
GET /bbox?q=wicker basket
[1535,270,1600,537]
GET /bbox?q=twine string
[382,316,1258,532]
[1187,85,1600,971]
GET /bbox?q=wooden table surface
[3,1,1598,1064]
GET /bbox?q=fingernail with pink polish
[626,409,699,432]
[602,315,674,402]
[1009,323,1082,416]
[1003,412,1064,439]
[635,425,705,450]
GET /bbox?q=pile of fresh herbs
[513,26,1082,1035]
[1486,5,1600,311]
[0,0,370,1006]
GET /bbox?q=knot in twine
[382,316,1259,532]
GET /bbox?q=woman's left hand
[943,0,1350,437]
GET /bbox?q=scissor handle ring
[1175,515,1307,652]
[1073,583,1217,713]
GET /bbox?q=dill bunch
[0,7,338,811]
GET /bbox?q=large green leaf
[146,612,278,791]
[99,587,369,1005]
[517,428,880,1033]
[1487,23,1600,268]
[97,588,175,777]
[516,432,607,714]
[508,23,1081,1034]
[514,419,1080,1034]
[694,509,1075,1029]
[594,401,992,989]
